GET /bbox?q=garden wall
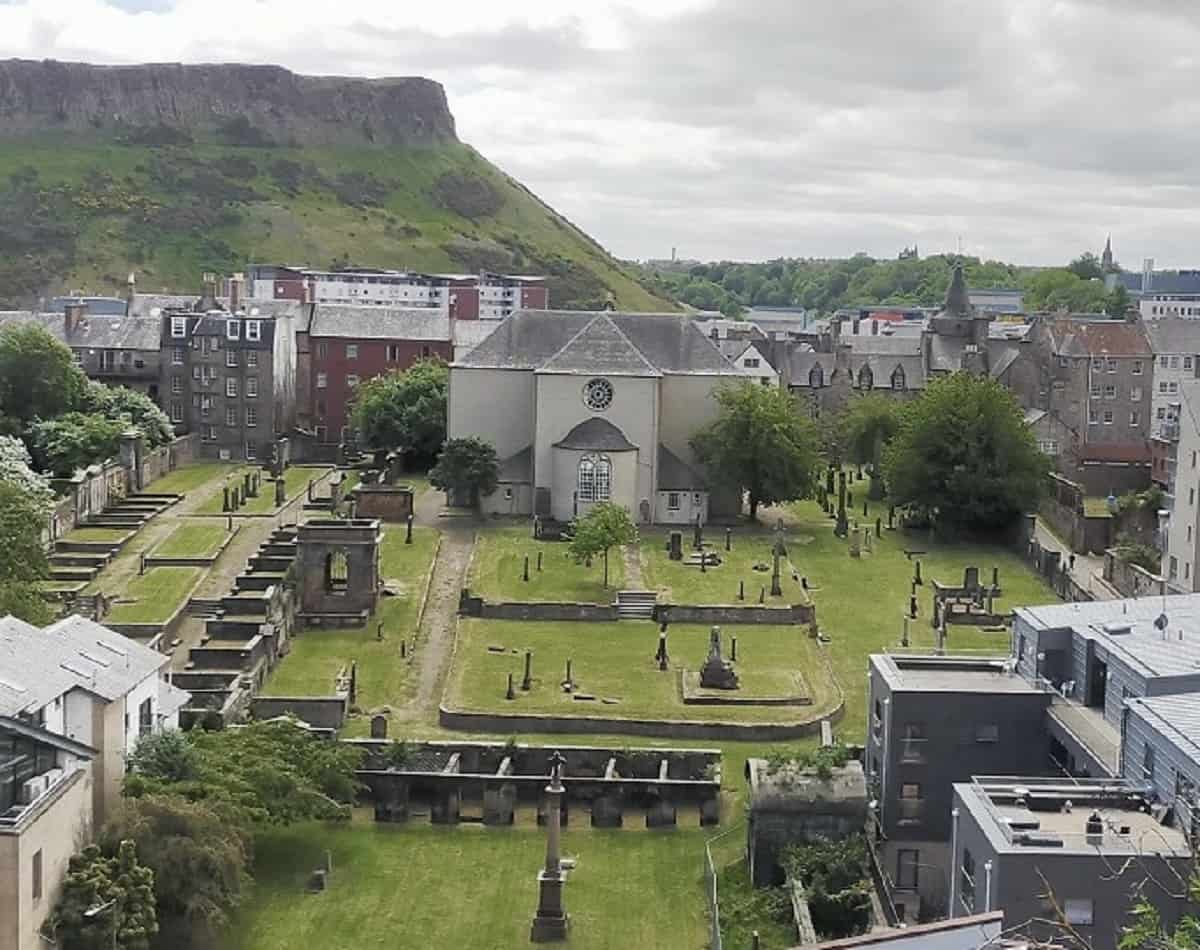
[1039,473,1111,554]
[458,591,619,622]
[250,695,349,731]
[655,603,816,626]
[1103,550,1166,598]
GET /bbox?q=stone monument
[699,626,739,690]
[530,752,570,942]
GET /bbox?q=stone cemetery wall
[353,485,414,521]
[1103,549,1166,598]
[458,589,619,621]
[250,695,350,731]
[1039,473,1112,554]
[655,603,816,626]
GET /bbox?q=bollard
[759,586,766,604]
[565,658,573,687]
[139,552,146,576]
[400,640,407,658]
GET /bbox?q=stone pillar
[531,754,569,942]
[668,531,683,561]
[119,429,144,491]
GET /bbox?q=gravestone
[738,580,745,601]
[725,528,732,552]
[524,556,530,582]
[243,471,253,499]
[522,650,533,691]
[275,478,286,507]
[835,471,849,538]
[370,715,388,739]
[693,515,703,551]
[668,531,683,561]
[222,486,231,513]
[538,551,543,572]
[405,515,414,545]
[506,672,516,700]
[848,529,861,558]
[699,626,739,690]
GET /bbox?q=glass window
[1107,357,1118,373]
[171,375,182,394]
[1090,384,1102,399]
[246,406,257,428]
[1088,407,1098,425]
[1131,386,1142,402]
[246,351,258,368]
[809,365,824,388]
[226,377,238,398]
[246,377,258,397]
[246,320,261,342]
[225,406,237,426]
[1171,356,1181,369]
[1103,409,1114,425]
[246,441,257,460]
[172,346,184,364]
[1065,899,1094,926]
[316,372,327,389]
[667,492,680,511]
[1187,357,1194,370]
[170,400,182,422]
[1103,384,1116,399]
[900,722,926,761]
[896,850,919,890]
[891,367,905,390]
[1131,411,1140,426]
[226,349,238,367]
[226,319,240,340]
[347,343,358,360]
[347,374,360,388]
[1132,359,1143,375]
[170,316,187,338]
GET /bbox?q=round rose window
[583,377,614,411]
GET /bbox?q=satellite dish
[1154,613,1169,631]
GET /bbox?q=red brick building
[296,306,453,444]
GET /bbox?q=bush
[782,836,872,939]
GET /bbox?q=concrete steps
[50,565,98,582]
[615,590,657,621]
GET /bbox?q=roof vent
[1104,622,1133,635]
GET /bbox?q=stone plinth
[530,872,569,942]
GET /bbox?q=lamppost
[530,751,569,942]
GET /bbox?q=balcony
[1045,695,1120,777]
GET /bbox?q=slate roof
[1126,694,1200,761]
[539,315,662,377]
[847,334,926,389]
[497,445,533,482]
[988,345,1021,379]
[658,444,705,489]
[553,417,638,451]
[1043,317,1152,358]
[0,614,171,717]
[0,310,161,351]
[455,310,739,376]
[1145,318,1200,356]
[1116,271,1200,296]
[308,305,450,341]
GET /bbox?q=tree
[0,323,86,424]
[429,437,499,508]
[691,381,820,519]
[31,411,128,476]
[567,501,637,588]
[82,382,173,448]
[349,359,448,466]
[0,434,53,509]
[46,840,158,950]
[1106,283,1133,319]
[883,373,1048,534]
[840,394,901,499]
[0,480,53,624]
[1067,252,1104,281]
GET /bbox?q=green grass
[195,466,331,515]
[264,526,439,701]
[146,462,241,495]
[470,522,625,603]
[229,818,708,950]
[104,566,201,623]
[448,620,837,724]
[642,526,806,604]
[1084,497,1114,518]
[62,526,132,544]
[152,521,230,558]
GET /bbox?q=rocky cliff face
[0,60,457,146]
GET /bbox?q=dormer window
[170,317,187,338]
[246,320,262,342]
[226,319,240,341]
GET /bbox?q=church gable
[538,315,662,377]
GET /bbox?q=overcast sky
[1,0,1198,267]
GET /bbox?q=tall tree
[82,382,173,448]
[429,437,499,508]
[840,394,902,499]
[0,480,53,624]
[0,323,86,424]
[31,411,128,477]
[691,381,820,519]
[883,373,1048,534]
[1106,283,1133,319]
[1067,252,1104,281]
[567,501,637,588]
[46,840,158,950]
[349,359,448,467]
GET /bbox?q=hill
[0,60,673,311]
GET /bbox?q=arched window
[809,365,824,388]
[858,365,873,390]
[577,454,612,502]
[891,365,906,391]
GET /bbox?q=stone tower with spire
[927,261,993,375]
[1102,235,1114,273]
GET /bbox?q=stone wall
[458,590,618,621]
[1039,476,1112,553]
[249,695,349,730]
[138,432,198,488]
[1103,550,1167,598]
[655,603,816,626]
[354,485,414,522]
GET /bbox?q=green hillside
[0,137,674,310]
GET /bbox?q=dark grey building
[951,777,1192,950]
[866,654,1053,917]
[1122,694,1200,834]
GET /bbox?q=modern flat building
[1113,268,1200,320]
[865,654,1053,916]
[296,306,453,444]
[247,265,548,320]
[0,615,188,950]
[1122,693,1200,832]
[951,777,1192,950]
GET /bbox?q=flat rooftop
[959,778,1190,856]
[872,654,1042,695]
[1018,593,1200,679]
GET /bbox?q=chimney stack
[125,271,136,305]
[64,301,88,335]
[871,318,879,336]
[230,272,244,313]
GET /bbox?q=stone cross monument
[531,751,570,942]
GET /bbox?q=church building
[447,310,745,524]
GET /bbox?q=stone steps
[615,590,657,621]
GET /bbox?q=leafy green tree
[82,382,173,448]
[99,795,251,937]
[125,720,362,825]
[0,323,86,424]
[883,373,1048,534]
[46,840,157,950]
[0,434,53,508]
[691,381,820,519]
[840,394,901,499]
[1120,883,1200,948]
[429,437,499,508]
[1106,283,1133,319]
[128,730,198,783]
[349,359,448,466]
[0,480,53,624]
[567,501,637,588]
[1067,251,1104,281]
[1022,269,1109,312]
[31,411,127,476]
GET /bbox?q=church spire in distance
[1102,234,1114,272]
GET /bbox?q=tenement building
[448,310,743,523]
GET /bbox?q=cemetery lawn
[194,465,332,515]
[229,818,709,950]
[104,566,202,623]
[63,526,133,544]
[152,521,229,558]
[470,521,624,603]
[263,526,439,702]
[448,619,839,723]
[145,462,240,495]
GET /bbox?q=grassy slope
[0,138,673,311]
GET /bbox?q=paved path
[1034,520,1119,601]
[621,543,646,589]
